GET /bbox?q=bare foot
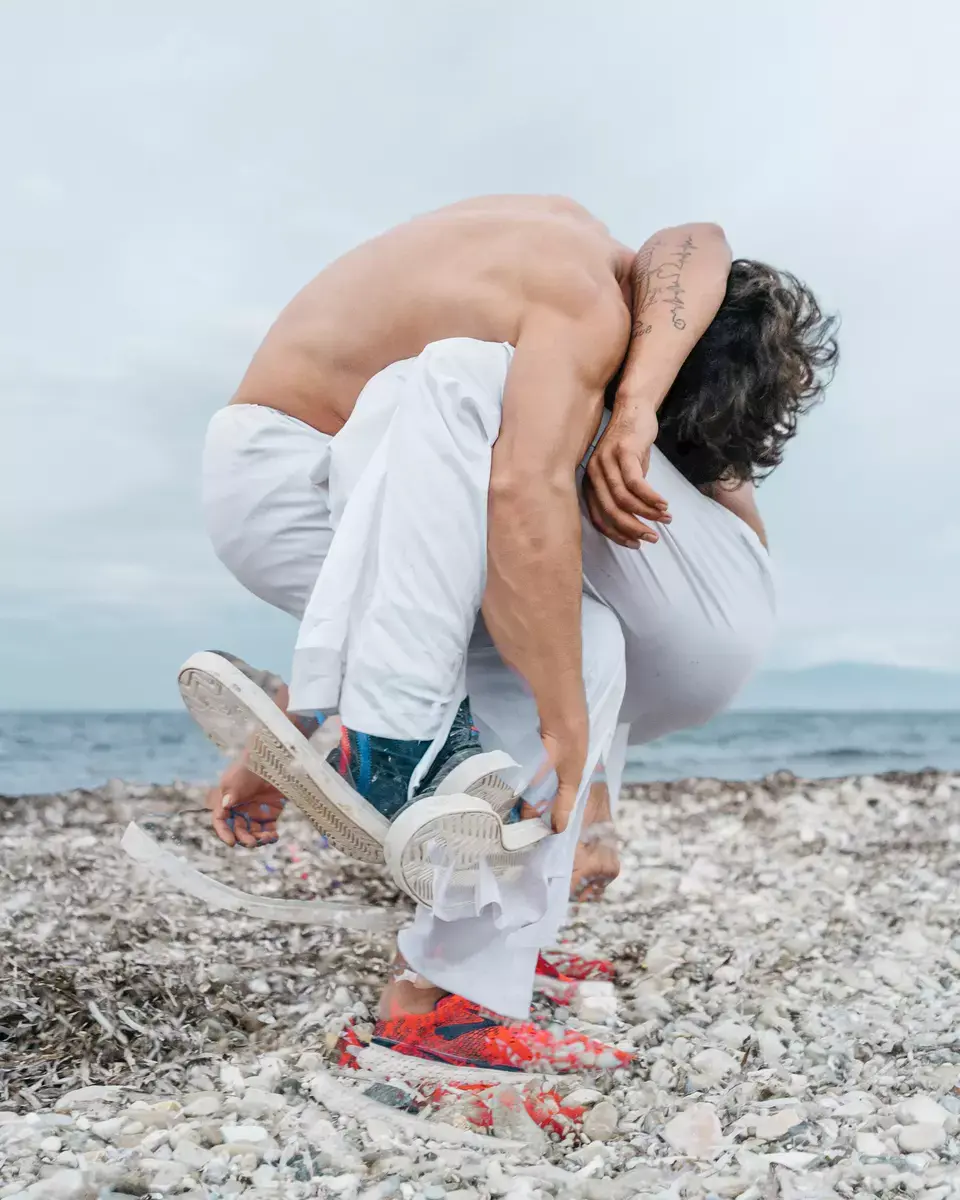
[569,781,620,902]
[378,956,448,1018]
[518,780,620,902]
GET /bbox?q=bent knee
[414,339,513,428]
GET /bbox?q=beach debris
[3,769,959,1195]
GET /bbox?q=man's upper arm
[492,292,629,490]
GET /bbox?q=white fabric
[603,723,631,816]
[292,340,510,743]
[202,338,776,1016]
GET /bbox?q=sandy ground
[2,770,959,1199]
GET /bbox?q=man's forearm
[482,299,628,824]
[617,222,731,413]
[483,478,587,756]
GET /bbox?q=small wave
[790,746,919,762]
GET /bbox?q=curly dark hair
[653,260,839,487]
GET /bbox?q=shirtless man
[183,195,837,1079]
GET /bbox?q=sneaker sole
[178,651,389,863]
[384,792,552,913]
[533,976,615,1006]
[120,820,404,931]
[346,1039,542,1087]
[429,750,520,822]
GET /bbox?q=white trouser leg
[603,723,630,816]
[290,340,514,741]
[282,337,627,1016]
[398,596,626,1017]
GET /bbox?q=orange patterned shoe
[340,994,631,1084]
[539,947,615,982]
[534,949,617,1005]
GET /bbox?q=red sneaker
[539,947,615,982]
[340,994,630,1084]
[534,949,616,1005]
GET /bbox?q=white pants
[202,339,775,1015]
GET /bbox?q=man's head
[654,260,839,487]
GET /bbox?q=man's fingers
[598,454,669,521]
[586,467,659,544]
[229,811,259,848]
[257,820,279,845]
[585,486,642,549]
[586,491,635,549]
[211,813,237,847]
[615,450,669,513]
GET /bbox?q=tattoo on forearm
[632,234,697,335]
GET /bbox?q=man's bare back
[232,195,635,435]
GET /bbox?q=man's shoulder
[429,193,600,220]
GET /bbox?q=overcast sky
[2,0,958,709]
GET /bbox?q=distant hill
[733,663,960,711]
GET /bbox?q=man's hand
[538,721,589,833]
[585,405,670,548]
[207,757,286,848]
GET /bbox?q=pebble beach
[3,770,959,1199]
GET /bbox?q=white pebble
[19,1168,89,1198]
[644,938,686,976]
[325,1174,361,1195]
[89,1117,124,1141]
[855,1131,889,1157]
[897,1123,946,1153]
[750,1108,804,1141]
[140,1127,170,1152]
[53,1086,122,1112]
[238,1087,288,1119]
[757,1029,785,1066]
[183,1093,222,1117]
[831,1091,877,1118]
[221,1123,270,1145]
[220,1064,247,1094]
[574,985,618,1023]
[174,1138,212,1169]
[690,1047,740,1086]
[150,1161,189,1192]
[710,1020,752,1050]
[202,1159,232,1185]
[662,1103,724,1158]
[898,1095,949,1126]
[562,1088,604,1108]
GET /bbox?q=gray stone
[582,1100,620,1142]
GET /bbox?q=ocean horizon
[2,708,958,796]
